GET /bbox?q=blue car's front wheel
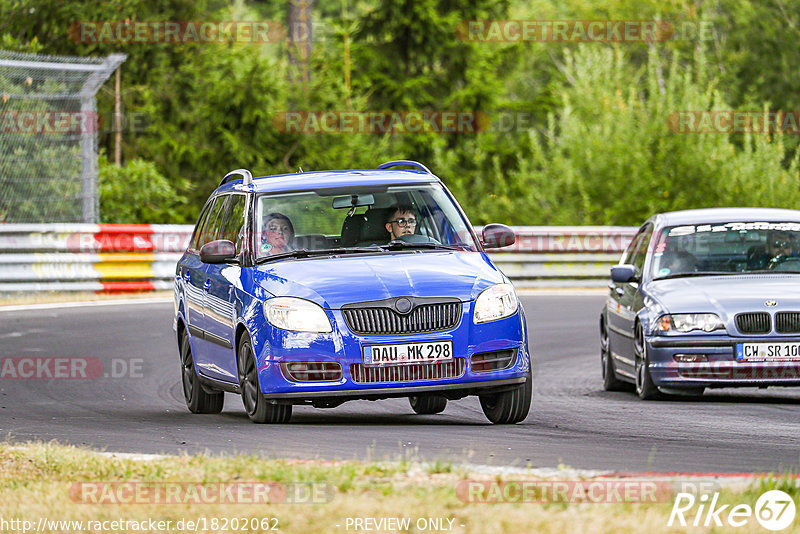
[238,336,292,424]
[478,371,532,424]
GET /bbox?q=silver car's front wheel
[634,323,662,400]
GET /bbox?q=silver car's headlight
[657,313,724,333]
[474,283,518,324]
[263,297,333,333]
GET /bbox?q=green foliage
[2,0,800,225]
[448,45,800,225]
[98,155,188,223]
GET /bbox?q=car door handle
[204,279,211,290]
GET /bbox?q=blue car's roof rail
[377,160,431,174]
[220,168,253,187]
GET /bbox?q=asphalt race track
[0,294,798,473]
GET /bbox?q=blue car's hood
[647,274,800,315]
[253,251,505,309]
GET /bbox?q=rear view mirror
[200,240,236,264]
[610,264,639,283]
[333,194,375,209]
[481,224,516,249]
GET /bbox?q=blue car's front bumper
[647,335,800,388]
[251,303,531,401]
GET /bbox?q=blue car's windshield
[652,222,800,279]
[254,184,478,259]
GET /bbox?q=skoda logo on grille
[394,298,413,314]
[765,300,778,307]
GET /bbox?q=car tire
[180,330,224,414]
[634,323,662,400]
[601,318,628,391]
[238,336,292,424]
[409,395,447,414]
[479,371,532,424]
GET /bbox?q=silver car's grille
[736,312,771,334]
[776,312,800,333]
[342,302,460,335]
[350,358,465,383]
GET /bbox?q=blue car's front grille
[350,358,465,383]
[735,312,771,334]
[342,301,460,335]
[776,312,800,333]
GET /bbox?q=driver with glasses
[385,206,417,241]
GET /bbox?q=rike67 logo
[668,490,796,531]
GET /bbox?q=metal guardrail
[0,224,190,292]
[0,225,636,292]
[486,226,636,288]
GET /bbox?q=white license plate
[736,342,800,361]
[363,341,453,366]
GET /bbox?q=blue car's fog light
[471,349,517,372]
[280,362,342,382]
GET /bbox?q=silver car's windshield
[254,183,478,259]
[651,222,800,279]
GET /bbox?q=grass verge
[0,442,797,533]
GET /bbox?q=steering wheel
[769,256,800,271]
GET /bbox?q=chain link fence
[0,50,125,223]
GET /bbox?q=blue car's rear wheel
[479,371,532,424]
[180,330,224,414]
[238,336,292,424]
[409,395,447,414]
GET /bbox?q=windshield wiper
[255,246,383,264]
[379,241,466,251]
[655,271,739,280]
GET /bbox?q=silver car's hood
[647,274,800,316]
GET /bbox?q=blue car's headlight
[264,297,333,333]
[657,313,724,333]
[474,283,518,324]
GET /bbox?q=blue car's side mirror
[611,264,639,284]
[481,224,516,249]
[200,240,236,264]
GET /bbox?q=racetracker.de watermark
[69,21,287,44]
[273,111,492,134]
[0,358,143,379]
[273,111,551,134]
[668,111,800,134]
[0,111,149,134]
[69,482,335,504]
[457,20,712,42]
[456,480,675,503]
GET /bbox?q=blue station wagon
[173,160,532,423]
